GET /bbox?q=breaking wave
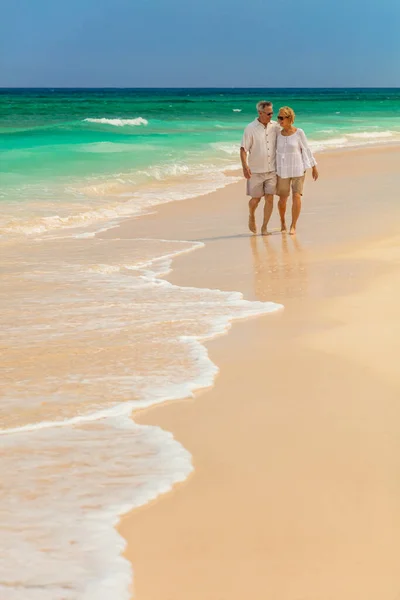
[84,117,148,127]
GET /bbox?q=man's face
[258,106,273,125]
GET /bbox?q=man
[240,101,280,235]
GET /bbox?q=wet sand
[112,146,400,600]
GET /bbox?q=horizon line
[1,86,399,90]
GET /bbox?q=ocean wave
[310,130,400,152]
[211,142,240,155]
[232,109,242,112]
[3,120,399,242]
[137,162,191,180]
[1,239,281,433]
[77,142,146,153]
[83,117,148,126]
[1,163,241,238]
[78,178,137,196]
[347,130,393,139]
[310,137,348,149]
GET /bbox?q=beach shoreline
[1,143,400,600]
[111,145,400,599]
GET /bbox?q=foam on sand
[0,418,192,600]
[1,235,282,599]
[1,162,241,239]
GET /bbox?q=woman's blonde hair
[279,106,295,124]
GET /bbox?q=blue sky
[0,0,399,87]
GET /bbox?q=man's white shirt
[241,119,280,173]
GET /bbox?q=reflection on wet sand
[250,234,308,301]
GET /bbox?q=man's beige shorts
[276,173,306,196]
[246,171,277,197]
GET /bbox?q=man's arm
[240,147,251,179]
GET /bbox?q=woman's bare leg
[290,192,302,235]
[278,196,288,232]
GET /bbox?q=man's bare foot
[248,213,256,234]
[281,221,287,233]
[289,225,296,235]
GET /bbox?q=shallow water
[0,230,281,599]
[1,88,400,238]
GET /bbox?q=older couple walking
[240,101,318,235]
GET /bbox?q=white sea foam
[309,130,400,153]
[0,235,282,599]
[129,170,241,206]
[347,130,393,139]
[84,117,148,126]
[1,237,280,432]
[0,418,192,600]
[4,122,399,243]
[1,163,241,238]
[309,137,349,151]
[232,108,242,112]
[77,142,141,153]
[211,142,240,155]
[137,162,191,180]
[72,223,119,239]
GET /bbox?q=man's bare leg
[289,192,302,235]
[278,196,288,232]
[261,194,274,235]
[248,197,261,234]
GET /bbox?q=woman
[276,106,318,235]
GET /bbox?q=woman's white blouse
[276,128,317,178]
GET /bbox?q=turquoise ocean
[1,89,400,600]
[1,88,400,236]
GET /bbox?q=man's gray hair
[256,100,272,111]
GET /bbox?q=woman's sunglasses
[277,116,287,121]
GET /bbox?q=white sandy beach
[113,145,400,600]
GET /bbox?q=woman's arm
[298,129,319,180]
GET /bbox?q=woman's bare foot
[289,225,296,235]
[248,213,256,234]
[261,224,271,236]
[281,221,287,233]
